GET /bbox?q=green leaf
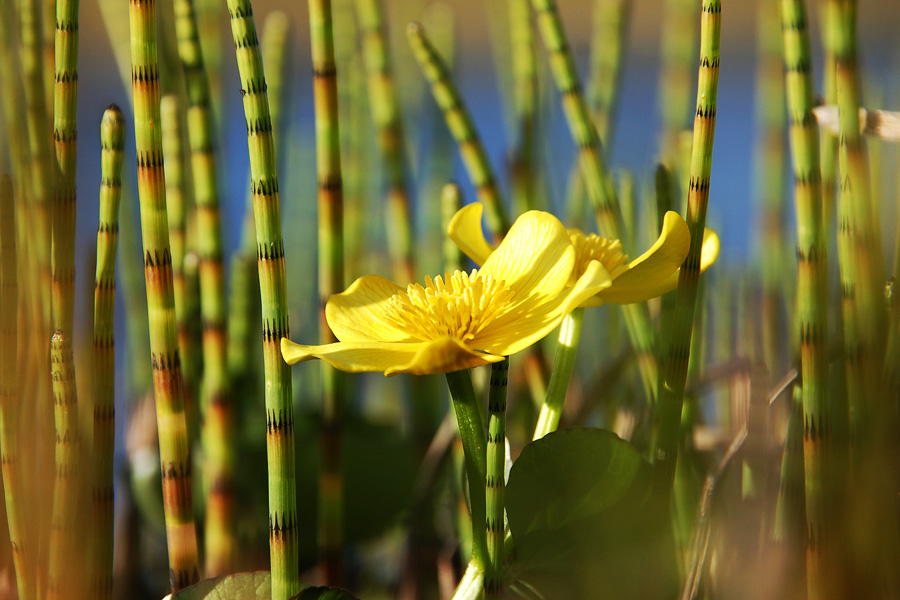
[505,428,677,599]
[289,585,362,600]
[166,572,270,599]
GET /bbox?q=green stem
[1,175,32,600]
[528,0,658,404]
[172,0,236,571]
[508,0,538,214]
[658,0,698,168]
[445,369,488,575]
[225,0,298,595]
[654,0,721,497]
[779,1,833,595]
[533,308,584,440]
[485,359,508,598]
[355,0,415,284]
[51,0,79,341]
[588,0,631,149]
[129,0,200,587]
[90,105,124,600]
[48,331,82,600]
[407,22,510,240]
[308,0,346,584]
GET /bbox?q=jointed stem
[485,359,509,598]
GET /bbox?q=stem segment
[485,359,508,598]
[533,308,584,441]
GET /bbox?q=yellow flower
[281,210,612,376]
[448,203,720,307]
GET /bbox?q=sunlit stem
[444,369,488,575]
[533,308,584,440]
[485,359,508,598]
[450,560,486,600]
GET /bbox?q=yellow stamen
[387,270,515,343]
[569,230,629,283]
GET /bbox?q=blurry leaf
[505,428,677,600]
[289,585,362,600]
[166,571,270,599]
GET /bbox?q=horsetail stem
[588,0,631,149]
[815,5,837,251]
[485,359,508,599]
[407,22,510,240]
[89,106,124,600]
[773,385,807,586]
[161,96,200,421]
[51,0,79,339]
[779,0,833,595]
[658,0,697,168]
[1,175,32,600]
[508,0,538,214]
[755,0,789,372]
[42,0,54,122]
[533,308,584,441]
[832,0,886,435]
[528,0,618,236]
[528,0,658,404]
[18,0,53,331]
[171,0,236,571]
[225,0,299,595]
[48,331,82,600]
[308,0,346,583]
[355,0,415,283]
[130,0,200,587]
[654,0,721,496]
[241,12,291,257]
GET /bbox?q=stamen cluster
[388,270,515,343]
[569,231,629,283]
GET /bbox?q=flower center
[569,230,629,283]
[387,270,515,343]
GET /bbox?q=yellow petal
[475,260,612,356]
[480,210,575,301]
[592,225,720,306]
[448,202,495,266]
[325,275,415,343]
[385,336,506,376]
[281,337,503,376]
[588,211,691,305]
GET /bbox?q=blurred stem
[533,308,584,440]
[407,22,510,240]
[308,0,346,585]
[1,176,32,600]
[445,369,488,576]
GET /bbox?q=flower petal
[281,337,504,376]
[475,260,612,356]
[325,275,415,342]
[448,202,495,266]
[588,211,690,305]
[385,336,506,376]
[592,225,720,305]
[480,210,575,301]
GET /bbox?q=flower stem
[485,359,508,598]
[533,307,584,441]
[445,369,488,575]
[90,105,125,600]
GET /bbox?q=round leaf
[505,428,677,599]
